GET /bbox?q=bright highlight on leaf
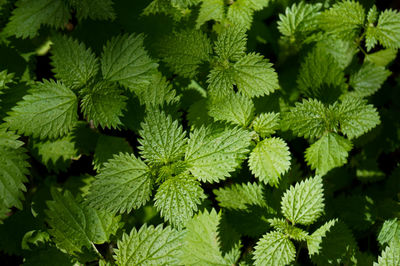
[254,231,296,266]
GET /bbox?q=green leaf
[226,0,254,30]
[214,182,266,210]
[3,0,70,38]
[46,189,120,258]
[336,97,380,139]
[214,25,247,61]
[349,62,391,98]
[253,231,296,266]
[208,91,254,127]
[374,9,400,49]
[92,135,133,171]
[374,241,400,266]
[268,218,309,241]
[185,126,251,183]
[180,209,227,265]
[233,52,280,98]
[68,0,115,21]
[154,174,205,229]
[0,70,14,93]
[0,129,29,221]
[86,153,153,213]
[319,0,365,41]
[281,176,324,225]
[5,80,78,139]
[307,219,338,256]
[277,2,322,39]
[316,37,357,70]
[248,137,291,186]
[366,49,398,67]
[251,112,280,138]
[207,64,235,99]
[114,224,183,266]
[50,35,99,90]
[101,33,158,91]
[196,0,225,29]
[377,219,400,246]
[159,29,212,78]
[282,99,333,140]
[139,110,187,165]
[305,132,353,176]
[80,82,127,129]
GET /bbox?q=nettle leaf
[366,48,398,67]
[114,224,183,266]
[249,137,291,186]
[0,70,14,92]
[50,35,99,90]
[305,132,353,176]
[101,33,158,91]
[5,80,78,139]
[349,62,391,98]
[180,209,226,265]
[252,112,280,138]
[214,182,266,210]
[307,218,338,256]
[159,29,212,78]
[319,0,365,40]
[3,0,70,38]
[92,135,132,171]
[374,9,400,49]
[226,0,254,30]
[207,64,235,98]
[268,218,309,241]
[80,82,127,129]
[316,37,357,70]
[0,129,29,221]
[281,176,324,225]
[68,0,115,21]
[282,99,333,140]
[196,0,225,29]
[139,110,187,165]
[208,91,254,127]
[233,52,280,98]
[277,2,322,39]
[374,241,400,266]
[86,153,153,213]
[185,125,251,183]
[214,25,247,61]
[336,97,380,139]
[46,189,120,258]
[377,219,400,246]
[254,231,296,266]
[154,174,205,229]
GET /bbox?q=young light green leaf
[180,209,226,265]
[305,133,353,176]
[281,176,324,225]
[336,97,380,139]
[185,126,251,183]
[5,80,78,139]
[374,241,400,266]
[208,91,254,127]
[46,189,120,258]
[3,0,70,38]
[253,231,296,266]
[80,82,127,129]
[307,219,338,256]
[196,0,225,29]
[319,0,365,40]
[233,52,280,98]
[251,112,280,138]
[365,49,398,67]
[249,137,291,186]
[159,29,212,78]
[214,182,266,210]
[207,64,235,99]
[68,0,115,21]
[214,25,247,61]
[86,153,153,213]
[0,129,29,222]
[51,35,99,90]
[374,9,400,49]
[101,33,158,91]
[377,219,400,246]
[277,2,322,39]
[154,174,205,229]
[114,224,183,266]
[349,62,391,98]
[226,0,254,30]
[268,218,309,241]
[139,110,187,165]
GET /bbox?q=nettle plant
[0,0,400,265]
